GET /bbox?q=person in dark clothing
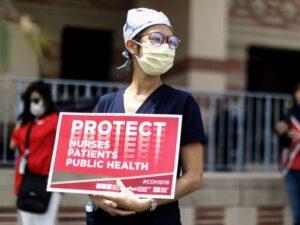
[87,8,206,225]
[277,84,300,225]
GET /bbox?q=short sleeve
[11,128,21,146]
[11,124,26,149]
[92,93,113,113]
[92,97,103,113]
[47,114,59,135]
[92,95,109,113]
[181,95,206,146]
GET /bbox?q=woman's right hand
[276,121,289,135]
[10,121,22,150]
[14,121,21,131]
[88,194,136,217]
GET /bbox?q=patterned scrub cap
[123,8,172,43]
[118,8,172,69]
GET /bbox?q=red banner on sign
[47,113,182,199]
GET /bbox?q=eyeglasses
[30,98,41,104]
[137,32,180,49]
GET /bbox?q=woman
[89,8,206,225]
[10,81,61,225]
[277,84,300,225]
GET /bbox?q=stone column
[185,0,229,90]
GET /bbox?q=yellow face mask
[135,41,176,76]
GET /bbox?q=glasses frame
[137,32,181,49]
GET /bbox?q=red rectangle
[47,112,182,199]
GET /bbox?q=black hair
[118,29,146,76]
[18,81,57,125]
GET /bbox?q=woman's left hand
[94,180,151,213]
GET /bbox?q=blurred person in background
[88,8,206,225]
[277,84,300,225]
[10,81,61,225]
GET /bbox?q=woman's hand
[290,131,300,142]
[277,121,289,135]
[91,180,151,213]
[89,194,136,217]
[14,121,21,130]
[10,121,21,150]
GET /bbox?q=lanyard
[24,123,34,158]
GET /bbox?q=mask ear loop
[116,50,130,70]
[131,40,144,61]
[116,40,143,70]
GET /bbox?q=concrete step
[0,207,86,225]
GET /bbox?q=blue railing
[0,76,293,172]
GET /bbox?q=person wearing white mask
[10,81,61,225]
[90,8,206,225]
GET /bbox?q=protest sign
[47,113,182,199]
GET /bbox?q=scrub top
[91,83,206,225]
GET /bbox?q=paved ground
[0,207,86,225]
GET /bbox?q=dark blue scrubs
[90,83,206,225]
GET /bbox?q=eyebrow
[142,30,174,37]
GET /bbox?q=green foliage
[0,19,10,74]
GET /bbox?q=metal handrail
[0,76,294,172]
[1,76,292,99]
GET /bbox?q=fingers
[89,194,118,208]
[108,207,136,216]
[103,199,118,208]
[89,193,106,201]
[277,123,288,134]
[117,179,127,192]
[96,193,117,201]
[89,193,107,199]
[99,200,136,216]
[117,179,132,195]
[96,192,133,204]
[89,197,135,217]
[117,179,136,196]
[277,122,288,129]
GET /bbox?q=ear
[125,40,138,56]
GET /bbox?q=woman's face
[126,24,178,76]
[294,89,300,104]
[30,91,43,101]
[137,24,173,57]
[30,91,46,117]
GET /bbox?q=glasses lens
[149,32,164,46]
[168,36,180,49]
[31,98,41,104]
